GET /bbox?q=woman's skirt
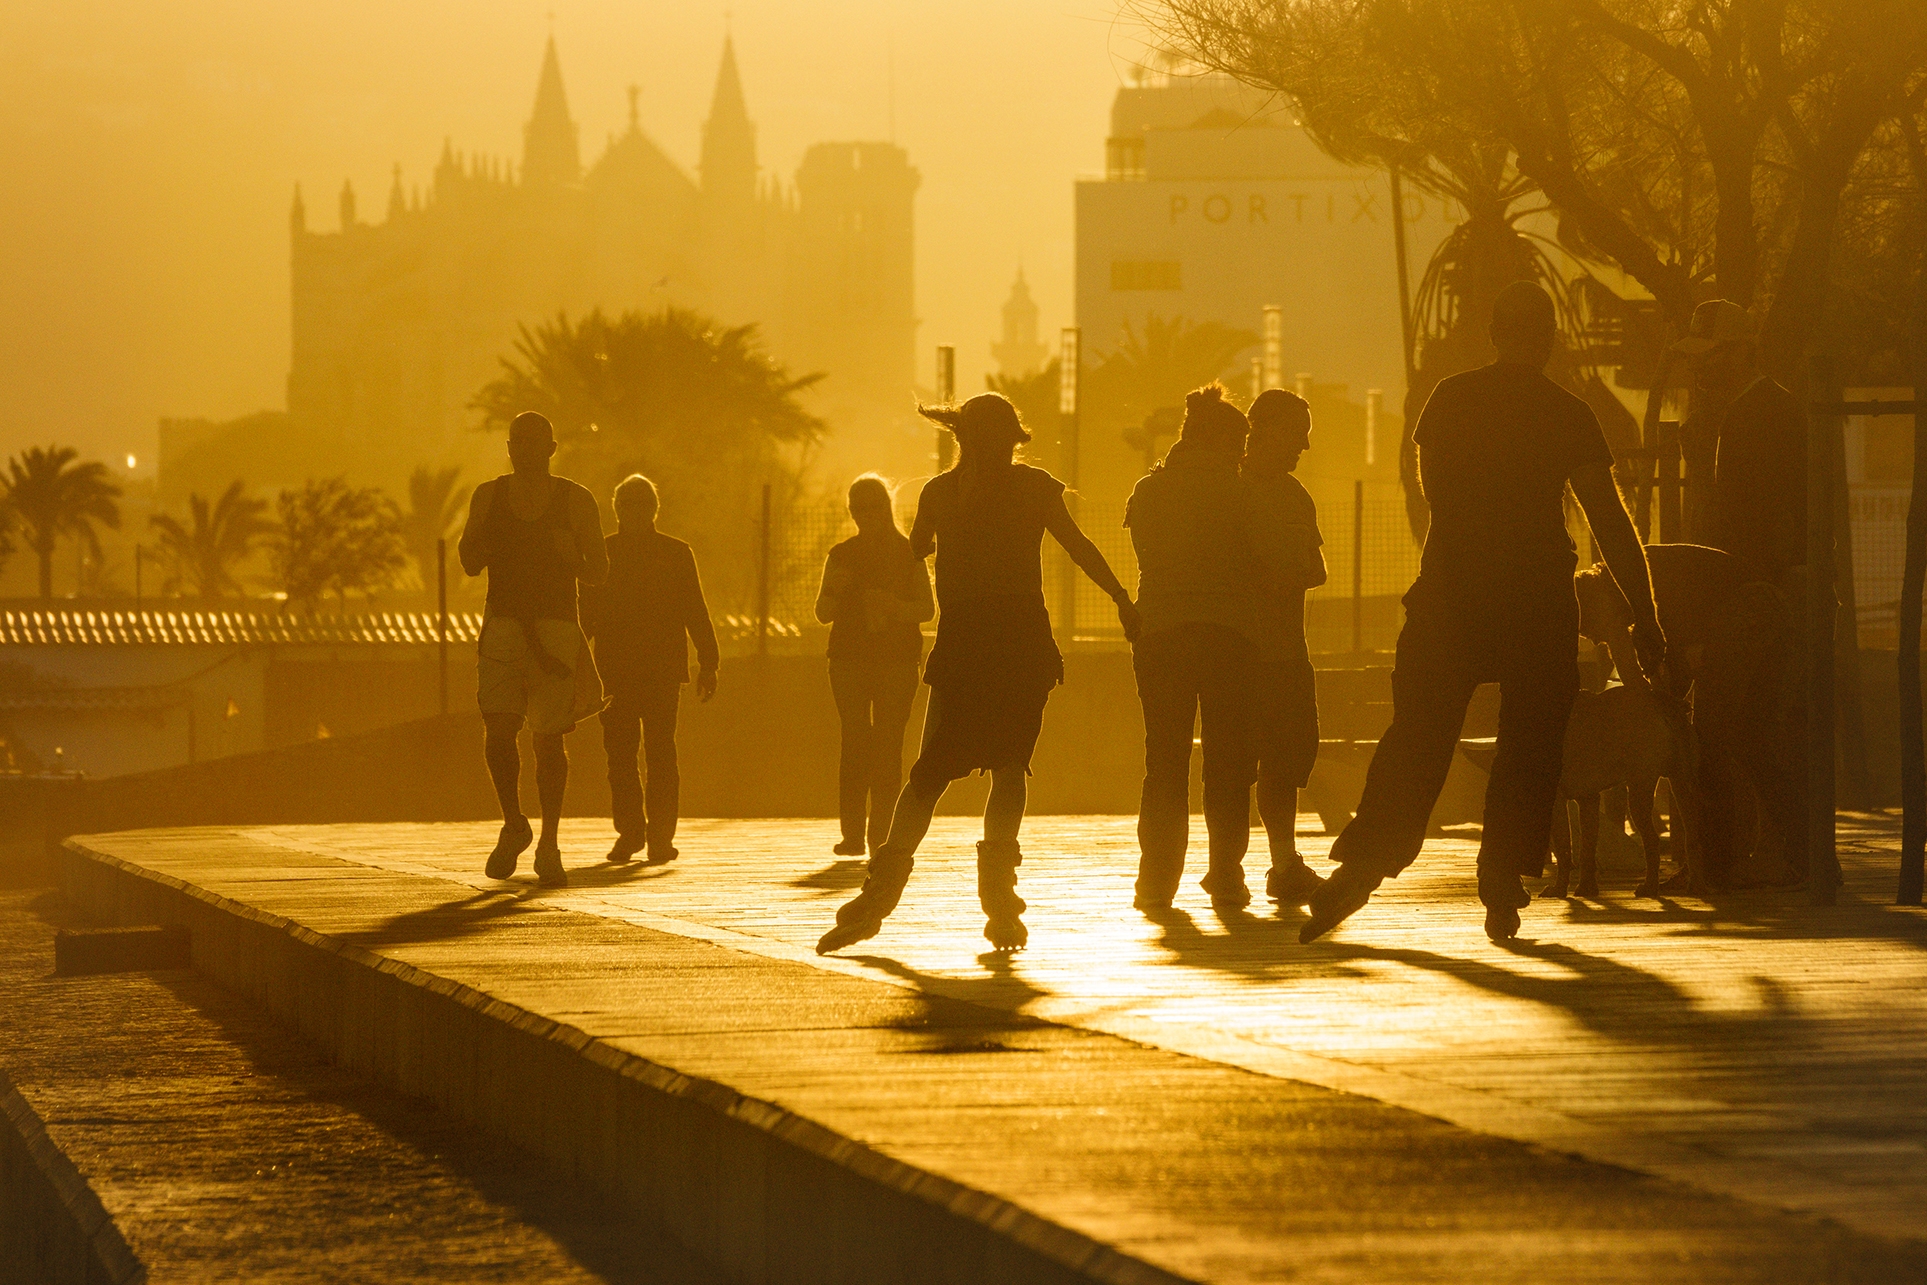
[916,594,1062,779]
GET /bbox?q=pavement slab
[52,815,1927,1283]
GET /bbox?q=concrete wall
[4,653,1507,860]
[0,1068,143,1285]
[0,644,477,780]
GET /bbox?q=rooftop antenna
[888,34,896,143]
[627,83,640,133]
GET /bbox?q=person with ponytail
[814,474,934,857]
[817,392,1139,954]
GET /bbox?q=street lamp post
[935,345,956,472]
[1058,327,1081,641]
[1262,306,1283,391]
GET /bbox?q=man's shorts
[477,617,604,735]
[1253,655,1320,788]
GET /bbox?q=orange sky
[0,1,1145,469]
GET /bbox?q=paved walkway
[250,816,1927,1239]
[75,812,1927,1280]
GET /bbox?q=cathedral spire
[387,163,405,221]
[700,36,757,205]
[290,184,306,235]
[522,36,581,187]
[992,268,1048,379]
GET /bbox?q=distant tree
[1139,0,1927,378]
[148,481,274,602]
[1,446,122,600]
[1087,314,1258,433]
[986,359,1061,432]
[402,465,469,592]
[471,307,824,608]
[271,478,406,612]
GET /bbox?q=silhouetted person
[1676,300,1807,584]
[458,411,610,887]
[815,474,935,856]
[1244,388,1328,906]
[817,393,1140,955]
[1126,386,1270,910]
[1675,299,1810,884]
[1301,282,1665,943]
[581,474,719,864]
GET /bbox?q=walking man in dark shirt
[1674,298,1809,883]
[1302,283,1666,942]
[581,474,719,864]
[1675,299,1807,584]
[458,411,610,888]
[1243,389,1328,906]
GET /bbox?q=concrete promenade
[60,816,1927,1283]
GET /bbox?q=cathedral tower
[523,37,581,186]
[992,269,1048,378]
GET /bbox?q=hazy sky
[0,1,1150,467]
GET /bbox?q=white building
[1074,75,1450,504]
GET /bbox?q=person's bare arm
[684,550,720,701]
[1570,462,1664,680]
[906,555,935,623]
[1044,493,1140,639]
[456,481,494,577]
[568,486,609,586]
[909,485,937,560]
[814,550,844,625]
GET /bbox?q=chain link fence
[1849,486,1915,651]
[745,479,1424,655]
[745,476,1921,656]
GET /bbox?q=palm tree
[3,446,122,600]
[1131,7,1603,538]
[0,501,15,582]
[472,306,825,609]
[1088,313,1258,433]
[148,481,275,603]
[985,359,1061,435]
[403,465,469,593]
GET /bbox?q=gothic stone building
[279,38,920,491]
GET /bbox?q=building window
[1106,137,1146,181]
[1111,260,1182,291]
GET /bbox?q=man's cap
[1671,299,1755,355]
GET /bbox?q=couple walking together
[459,414,718,888]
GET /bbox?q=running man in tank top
[817,393,1140,955]
[458,411,610,887]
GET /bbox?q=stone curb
[0,1065,146,1285]
[59,835,1194,1285]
